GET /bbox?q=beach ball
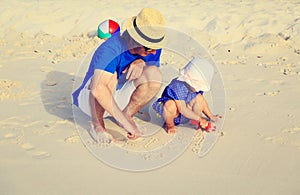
[97,19,120,39]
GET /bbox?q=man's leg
[89,93,117,143]
[88,73,118,142]
[123,65,162,118]
[89,93,106,130]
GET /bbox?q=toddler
[152,58,219,133]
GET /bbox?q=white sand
[1,0,300,194]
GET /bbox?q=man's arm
[122,59,146,81]
[89,69,140,135]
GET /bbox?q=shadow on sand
[40,71,127,140]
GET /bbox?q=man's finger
[122,67,128,73]
[126,66,134,80]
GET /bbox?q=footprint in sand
[248,78,265,82]
[30,151,51,159]
[45,80,58,86]
[256,90,280,96]
[229,107,236,111]
[56,104,66,109]
[271,80,285,85]
[4,133,17,139]
[264,90,280,96]
[282,127,300,134]
[6,49,14,56]
[21,143,35,151]
[64,134,81,143]
[280,68,298,75]
[264,127,300,148]
[143,152,164,161]
[0,39,7,46]
[144,137,159,148]
[264,136,288,145]
[191,131,204,153]
[40,66,54,73]
[19,141,49,158]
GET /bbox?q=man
[72,8,166,143]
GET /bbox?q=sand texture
[0,0,300,194]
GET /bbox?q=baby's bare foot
[164,123,177,134]
[167,127,177,134]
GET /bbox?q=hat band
[133,18,164,44]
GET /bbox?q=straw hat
[177,58,214,91]
[125,8,166,49]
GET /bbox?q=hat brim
[125,16,167,49]
[177,75,210,92]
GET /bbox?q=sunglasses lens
[144,46,154,52]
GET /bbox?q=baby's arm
[174,100,200,121]
[201,97,220,122]
[175,100,209,129]
[202,97,213,119]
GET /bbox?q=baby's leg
[163,100,179,134]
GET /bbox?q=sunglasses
[143,46,156,52]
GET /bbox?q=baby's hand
[204,121,217,132]
[190,119,217,132]
[210,115,222,123]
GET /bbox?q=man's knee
[143,65,162,82]
[135,65,162,89]
[145,66,162,79]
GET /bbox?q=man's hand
[122,59,145,81]
[122,116,143,136]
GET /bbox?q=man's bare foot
[122,113,144,136]
[126,125,147,140]
[90,125,114,143]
